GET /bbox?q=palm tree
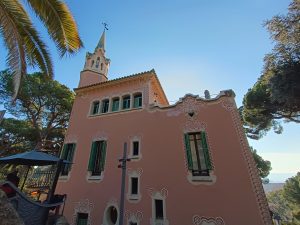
[0,0,83,100]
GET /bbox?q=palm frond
[27,0,83,57]
[0,0,27,101]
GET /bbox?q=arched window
[101,63,104,70]
[133,93,142,108]
[96,57,100,68]
[91,60,95,68]
[91,101,100,115]
[122,95,131,110]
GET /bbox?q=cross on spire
[102,22,108,31]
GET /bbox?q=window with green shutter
[88,140,107,176]
[60,143,76,176]
[133,93,142,108]
[184,132,212,176]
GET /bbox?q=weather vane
[102,22,108,31]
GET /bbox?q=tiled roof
[74,69,156,91]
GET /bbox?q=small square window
[131,177,138,195]
[132,141,139,156]
[129,222,137,225]
[76,213,88,225]
[155,199,164,220]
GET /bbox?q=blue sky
[1,0,299,182]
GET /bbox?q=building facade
[56,31,272,225]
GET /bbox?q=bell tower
[78,25,110,88]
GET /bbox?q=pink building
[56,31,272,225]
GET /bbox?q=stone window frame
[150,191,169,225]
[129,136,142,161]
[133,92,143,108]
[90,100,100,115]
[127,169,142,203]
[102,202,120,225]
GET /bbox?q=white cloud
[260,153,300,173]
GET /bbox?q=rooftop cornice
[149,89,236,110]
[75,69,156,92]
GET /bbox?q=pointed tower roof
[95,29,106,51]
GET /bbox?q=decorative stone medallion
[193,216,225,225]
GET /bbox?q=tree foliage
[0,118,35,156]
[284,172,300,206]
[0,0,83,100]
[268,190,294,223]
[242,0,300,139]
[0,70,74,155]
[250,147,272,179]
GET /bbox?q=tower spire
[96,22,108,51]
[79,22,110,88]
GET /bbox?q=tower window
[122,95,131,109]
[91,101,100,115]
[91,60,94,68]
[133,93,142,108]
[101,63,104,70]
[101,99,109,113]
[112,98,120,112]
[96,57,100,68]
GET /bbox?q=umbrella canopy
[0,150,70,166]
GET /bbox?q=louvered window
[184,131,212,176]
[88,140,107,176]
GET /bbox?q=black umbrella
[0,150,69,166]
[0,150,70,199]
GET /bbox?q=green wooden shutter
[100,141,107,171]
[67,143,76,172]
[60,144,68,159]
[88,142,97,171]
[184,134,193,170]
[201,131,212,170]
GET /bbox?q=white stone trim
[102,199,120,225]
[125,211,143,225]
[193,215,225,225]
[71,199,94,225]
[187,171,217,185]
[148,188,169,225]
[129,136,142,161]
[127,168,142,202]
